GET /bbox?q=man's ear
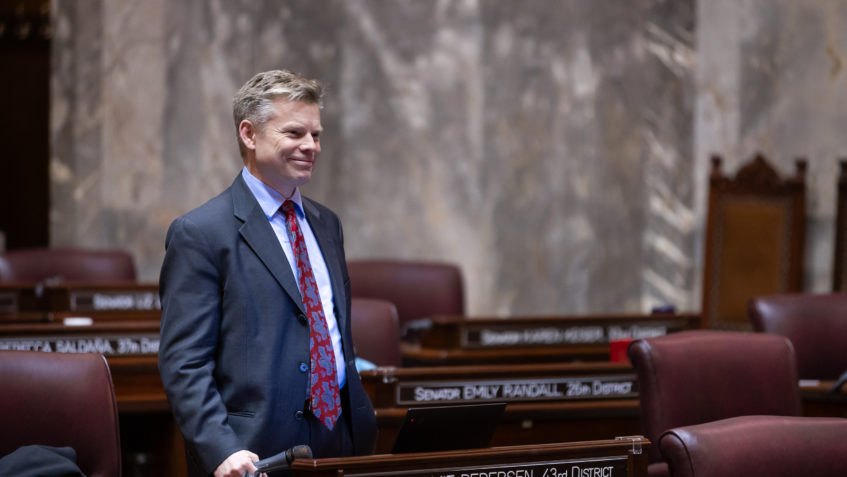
[239,120,257,151]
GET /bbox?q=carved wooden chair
[701,154,806,330]
[833,159,847,291]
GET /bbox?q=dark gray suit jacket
[158,174,376,476]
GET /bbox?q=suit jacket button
[299,362,309,373]
[295,410,304,420]
[297,313,308,324]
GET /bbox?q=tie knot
[281,200,297,218]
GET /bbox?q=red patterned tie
[281,200,341,430]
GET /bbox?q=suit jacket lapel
[303,199,348,335]
[230,175,305,314]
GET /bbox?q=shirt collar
[241,167,304,218]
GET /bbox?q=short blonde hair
[232,70,324,157]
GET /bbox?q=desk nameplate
[462,321,682,349]
[0,284,161,318]
[397,375,637,406]
[0,286,46,320]
[345,455,628,477]
[0,292,17,314]
[0,333,160,355]
[68,289,161,313]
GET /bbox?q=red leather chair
[0,350,122,477]
[659,415,847,477]
[351,298,402,367]
[749,292,847,380]
[0,247,136,283]
[628,330,802,477]
[347,259,464,328]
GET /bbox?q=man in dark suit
[158,70,377,477]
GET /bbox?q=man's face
[242,98,322,195]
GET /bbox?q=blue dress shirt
[241,167,346,389]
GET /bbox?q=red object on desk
[609,338,633,364]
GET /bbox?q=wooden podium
[362,362,642,454]
[291,438,649,477]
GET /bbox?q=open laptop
[390,402,506,454]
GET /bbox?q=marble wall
[696,0,847,295]
[49,0,847,316]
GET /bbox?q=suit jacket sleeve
[158,215,243,473]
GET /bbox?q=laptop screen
[390,402,506,454]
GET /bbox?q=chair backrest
[701,154,806,330]
[351,298,402,367]
[0,350,122,477]
[347,259,464,328]
[627,330,802,469]
[749,292,847,380]
[659,415,847,477]
[0,247,136,283]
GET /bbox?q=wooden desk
[291,438,649,477]
[0,320,164,410]
[0,282,160,323]
[1,284,682,476]
[362,362,642,454]
[0,292,184,477]
[800,380,847,418]
[402,313,699,366]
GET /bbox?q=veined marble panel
[52,0,698,315]
[335,0,695,314]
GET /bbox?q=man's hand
[214,449,260,477]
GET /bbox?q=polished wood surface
[362,362,642,454]
[4,283,846,477]
[291,438,649,477]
